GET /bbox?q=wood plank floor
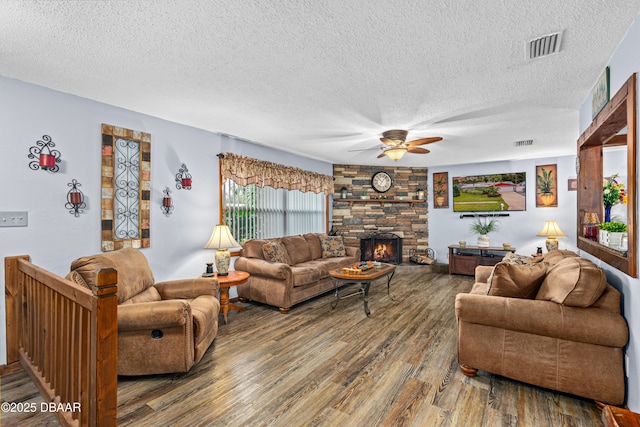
[0,266,604,426]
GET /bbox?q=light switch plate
[0,211,28,227]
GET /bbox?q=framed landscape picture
[536,164,558,207]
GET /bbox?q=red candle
[70,192,82,205]
[39,154,55,168]
[163,197,172,207]
[182,178,192,188]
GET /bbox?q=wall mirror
[101,124,151,252]
[577,73,636,277]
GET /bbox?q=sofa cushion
[487,262,547,299]
[303,233,323,259]
[536,257,607,307]
[540,249,580,266]
[262,241,292,265]
[318,235,346,258]
[282,235,313,265]
[290,265,322,287]
[242,239,269,259]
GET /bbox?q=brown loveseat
[67,248,221,376]
[234,233,360,313]
[455,250,629,405]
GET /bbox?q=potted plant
[537,167,555,206]
[360,189,367,200]
[598,221,628,247]
[469,218,498,247]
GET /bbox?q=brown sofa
[67,248,221,376]
[455,250,628,405]
[234,233,360,313]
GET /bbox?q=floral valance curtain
[219,153,334,195]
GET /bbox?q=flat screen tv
[452,172,526,212]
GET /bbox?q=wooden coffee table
[216,270,249,324]
[329,263,396,316]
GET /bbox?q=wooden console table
[448,245,516,276]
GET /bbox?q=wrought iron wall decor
[175,163,192,190]
[28,135,61,172]
[161,187,174,216]
[101,124,151,252]
[65,179,86,217]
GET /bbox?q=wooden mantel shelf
[336,198,426,208]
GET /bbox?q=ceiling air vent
[527,31,563,60]
[514,139,533,147]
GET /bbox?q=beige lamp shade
[537,220,566,251]
[384,147,407,161]
[204,224,240,276]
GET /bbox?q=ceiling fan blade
[407,147,430,154]
[348,146,382,152]
[380,137,401,146]
[407,137,443,146]
[377,151,388,158]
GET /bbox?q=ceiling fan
[377,130,442,161]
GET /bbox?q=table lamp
[204,224,240,276]
[537,220,566,251]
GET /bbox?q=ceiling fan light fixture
[384,147,407,161]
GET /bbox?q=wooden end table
[216,271,249,324]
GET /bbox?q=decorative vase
[477,234,490,247]
[604,204,612,222]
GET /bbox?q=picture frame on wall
[536,164,558,207]
[567,178,578,191]
[432,172,449,208]
[592,66,610,119]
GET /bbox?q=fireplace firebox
[360,232,403,264]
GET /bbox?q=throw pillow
[487,262,548,299]
[501,252,535,265]
[262,241,291,265]
[318,235,346,258]
[535,257,607,307]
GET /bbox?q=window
[223,180,325,243]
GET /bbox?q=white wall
[428,155,578,263]
[0,76,332,365]
[578,13,640,411]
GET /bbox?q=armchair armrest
[118,300,190,332]
[455,293,628,348]
[234,257,292,282]
[155,277,219,300]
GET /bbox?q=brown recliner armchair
[67,248,220,376]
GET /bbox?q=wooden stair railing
[4,255,118,427]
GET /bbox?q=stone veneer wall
[332,165,428,263]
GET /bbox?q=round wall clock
[372,171,392,193]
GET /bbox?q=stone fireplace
[332,165,428,263]
[360,232,403,264]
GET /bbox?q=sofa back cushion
[535,257,607,307]
[70,248,155,304]
[282,235,312,265]
[241,239,269,259]
[487,262,547,299]
[303,233,323,259]
[540,249,581,266]
[262,241,292,265]
[318,235,347,258]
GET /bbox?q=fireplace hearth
[360,232,403,264]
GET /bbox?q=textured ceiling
[2,1,640,167]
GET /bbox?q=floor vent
[527,32,563,60]
[514,139,533,147]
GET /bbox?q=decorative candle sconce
[161,187,174,216]
[28,135,61,172]
[175,163,192,190]
[65,179,86,217]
